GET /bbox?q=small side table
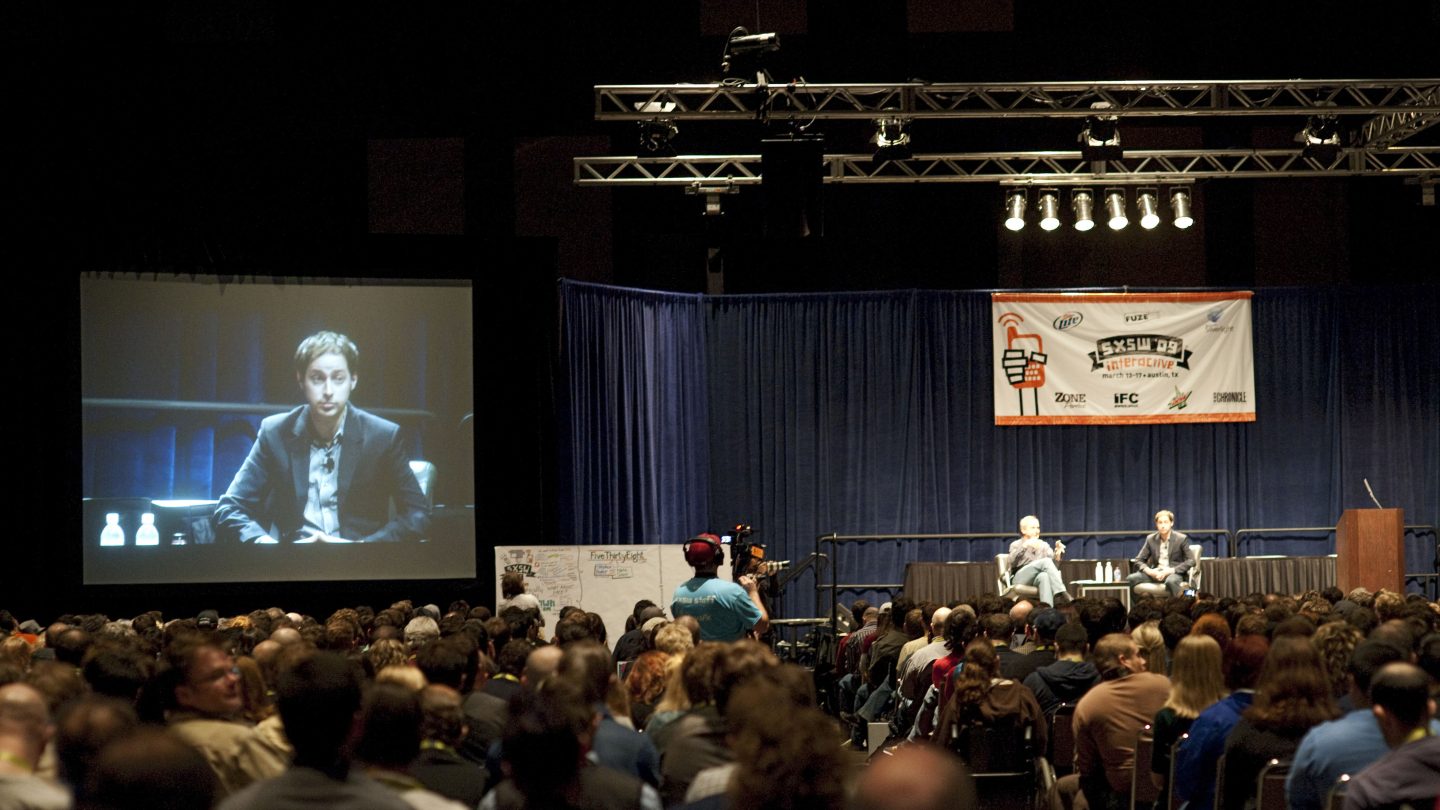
[1072,580,1133,610]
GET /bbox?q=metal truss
[574,147,1440,187]
[597,79,1440,123]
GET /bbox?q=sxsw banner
[992,292,1256,425]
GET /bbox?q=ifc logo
[1053,312,1083,331]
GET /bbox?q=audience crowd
[1,583,1437,810]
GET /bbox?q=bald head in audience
[522,644,563,690]
[0,683,53,773]
[855,743,977,810]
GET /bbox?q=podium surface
[1335,508,1404,593]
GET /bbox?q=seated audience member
[678,667,846,810]
[934,638,1047,759]
[82,644,152,704]
[1311,620,1364,705]
[218,652,411,810]
[0,683,69,810]
[853,742,978,810]
[1341,662,1440,809]
[144,639,285,796]
[613,604,664,666]
[1219,636,1339,810]
[1007,608,1066,683]
[1131,620,1167,675]
[898,606,952,700]
[88,727,220,810]
[1149,635,1225,810]
[54,695,138,804]
[625,650,670,730]
[355,683,469,809]
[1023,621,1100,717]
[1059,632,1170,810]
[932,610,980,710]
[484,678,657,810]
[460,637,531,765]
[981,612,1024,675]
[1285,640,1413,810]
[496,572,542,615]
[558,640,660,787]
[410,685,488,807]
[1173,634,1269,810]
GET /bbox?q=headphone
[683,533,724,567]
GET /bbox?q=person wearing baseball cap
[670,534,768,642]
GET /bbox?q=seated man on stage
[1125,509,1193,596]
[1009,515,1070,605]
[215,330,431,544]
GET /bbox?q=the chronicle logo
[1212,391,1247,403]
[1053,312,1084,331]
[1053,392,1087,407]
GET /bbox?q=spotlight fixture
[1170,189,1194,229]
[1038,189,1061,231]
[1298,115,1342,164]
[1080,102,1122,162]
[1137,189,1160,230]
[637,119,678,156]
[872,117,913,163]
[1105,189,1128,230]
[1072,189,1096,231]
[1004,189,1027,231]
[721,27,780,78]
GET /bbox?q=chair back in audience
[1212,752,1226,810]
[1131,725,1159,810]
[1255,758,1290,810]
[949,721,1037,810]
[1325,774,1350,810]
[1168,733,1188,810]
[1049,702,1076,777]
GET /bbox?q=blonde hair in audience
[652,653,691,715]
[1132,620,1167,674]
[375,665,428,691]
[1162,634,1226,719]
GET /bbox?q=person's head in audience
[496,638,531,679]
[1234,611,1269,638]
[849,599,871,629]
[951,639,1001,708]
[53,627,92,667]
[1191,611,1233,652]
[723,668,847,810]
[943,608,977,653]
[418,684,467,749]
[375,665,428,692]
[146,640,242,722]
[1009,599,1033,628]
[928,606,952,640]
[1418,633,1440,693]
[584,612,608,647]
[713,640,778,716]
[974,594,1004,619]
[268,626,302,647]
[859,606,879,628]
[624,650,670,721]
[234,655,273,723]
[355,682,424,773]
[55,694,137,801]
[653,622,695,656]
[1160,611,1194,652]
[415,637,471,692]
[554,616,595,647]
[1368,662,1435,748]
[1132,620,1167,674]
[501,677,595,803]
[674,615,702,645]
[27,660,87,715]
[404,615,440,651]
[0,683,53,776]
[521,643,563,691]
[981,612,1014,647]
[1242,635,1339,734]
[0,637,32,671]
[501,572,528,601]
[1373,589,1407,623]
[1347,639,1408,708]
[1311,620,1363,700]
[87,727,219,810]
[1164,634,1226,719]
[1223,634,1270,691]
[903,608,927,641]
[276,651,362,774]
[854,742,977,810]
[364,638,408,677]
[679,642,726,708]
[1129,600,1163,630]
[1055,621,1089,661]
[1094,633,1148,680]
[1370,619,1417,659]
[557,640,614,706]
[1273,614,1316,640]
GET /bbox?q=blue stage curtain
[561,281,1439,615]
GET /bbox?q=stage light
[872,117,913,163]
[1004,189,1027,231]
[1170,189,1194,229]
[637,119,678,156]
[1072,189,1096,231]
[1038,189,1061,231]
[1137,189,1160,230]
[1105,189,1128,230]
[722,28,780,78]
[1080,102,1122,162]
[1298,115,1342,164]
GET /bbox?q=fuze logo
[1114,393,1138,406]
[1053,312,1083,331]
[1124,312,1151,323]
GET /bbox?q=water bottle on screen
[1093,561,1103,581]
[100,513,125,546]
[136,513,159,546]
[1103,561,1114,581]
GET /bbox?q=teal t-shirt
[671,576,762,641]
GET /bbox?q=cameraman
[671,534,769,642]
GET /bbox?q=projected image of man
[215,331,430,544]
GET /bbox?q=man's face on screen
[299,351,357,419]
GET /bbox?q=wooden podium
[1335,508,1405,593]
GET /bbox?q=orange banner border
[991,291,1252,305]
[997,412,1256,426]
